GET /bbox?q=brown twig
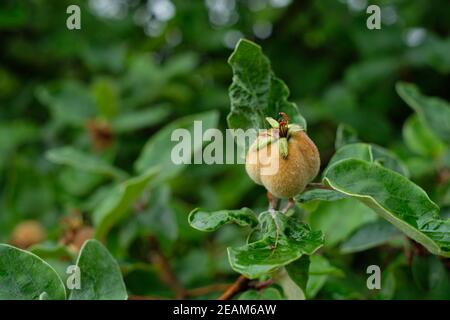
[282,198,295,213]
[218,275,249,300]
[186,283,231,297]
[148,236,186,299]
[267,191,279,210]
[251,278,274,290]
[128,294,166,300]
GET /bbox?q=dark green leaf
[93,168,159,239]
[188,207,257,232]
[340,220,400,254]
[227,39,306,131]
[47,146,127,180]
[285,255,310,292]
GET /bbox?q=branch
[186,283,231,297]
[148,236,186,299]
[218,275,249,300]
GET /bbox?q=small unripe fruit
[245,114,320,199]
[10,220,46,249]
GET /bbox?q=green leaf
[397,82,450,144]
[335,124,359,149]
[29,242,76,261]
[111,104,171,133]
[227,211,323,279]
[35,81,96,127]
[295,188,347,203]
[402,114,444,158]
[227,39,306,131]
[340,220,400,254]
[308,198,377,247]
[324,159,450,257]
[238,287,282,300]
[276,267,305,300]
[136,186,178,243]
[188,207,257,232]
[134,110,219,181]
[285,255,310,294]
[306,255,343,299]
[325,143,409,177]
[0,244,66,300]
[411,255,450,299]
[69,240,127,300]
[91,78,119,120]
[47,146,127,180]
[93,168,159,239]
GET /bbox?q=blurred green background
[0,0,449,299]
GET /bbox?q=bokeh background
[0,0,449,299]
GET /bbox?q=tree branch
[186,283,231,297]
[218,275,249,300]
[148,236,186,299]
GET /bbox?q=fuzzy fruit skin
[245,130,320,199]
[10,220,46,249]
[245,130,271,186]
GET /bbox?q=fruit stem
[282,198,295,213]
[267,191,279,211]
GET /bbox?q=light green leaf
[93,168,159,239]
[29,242,76,261]
[285,255,310,297]
[397,82,450,144]
[35,81,96,127]
[91,78,119,120]
[238,287,282,300]
[69,240,127,300]
[335,124,359,149]
[340,220,400,254]
[402,114,444,158]
[188,207,257,232]
[324,159,450,257]
[227,39,306,131]
[277,267,305,300]
[308,198,377,247]
[0,244,66,300]
[47,146,127,180]
[325,143,409,177]
[227,211,323,279]
[111,104,171,133]
[135,110,219,181]
[295,188,347,203]
[306,255,343,299]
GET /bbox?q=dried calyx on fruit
[245,112,320,201]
